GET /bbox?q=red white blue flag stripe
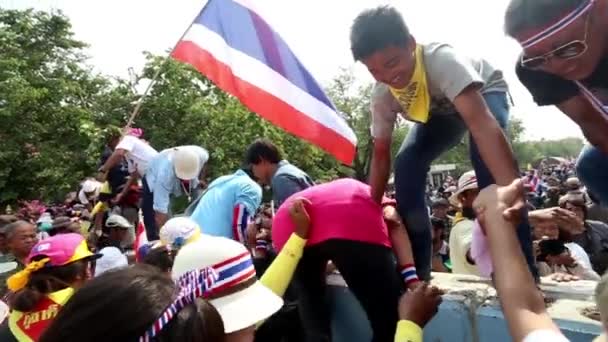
[172,0,357,164]
[210,251,256,293]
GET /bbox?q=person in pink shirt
[272,178,418,342]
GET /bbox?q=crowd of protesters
[3,1,608,341]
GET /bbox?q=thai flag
[171,0,357,164]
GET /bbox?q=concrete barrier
[327,272,603,342]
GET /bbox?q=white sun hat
[449,171,478,207]
[172,235,283,333]
[171,147,201,180]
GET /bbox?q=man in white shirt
[98,129,159,203]
[448,171,481,276]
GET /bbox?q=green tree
[325,68,408,181]
[0,9,112,203]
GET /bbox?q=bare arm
[557,95,608,154]
[155,212,169,231]
[369,139,392,204]
[453,87,519,186]
[475,181,562,341]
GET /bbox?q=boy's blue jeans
[393,92,538,280]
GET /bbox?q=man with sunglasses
[506,0,608,205]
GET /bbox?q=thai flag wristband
[400,264,419,286]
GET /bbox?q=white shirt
[449,218,481,277]
[566,242,596,274]
[116,135,159,177]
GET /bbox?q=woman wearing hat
[0,233,100,342]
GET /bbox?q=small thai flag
[172,0,357,164]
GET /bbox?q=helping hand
[398,282,444,328]
[289,198,312,239]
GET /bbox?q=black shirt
[99,146,129,196]
[516,57,608,106]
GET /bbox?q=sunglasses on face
[520,10,591,70]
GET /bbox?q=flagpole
[123,0,211,131]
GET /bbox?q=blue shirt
[271,160,314,207]
[144,146,208,213]
[190,170,262,239]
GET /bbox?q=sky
[1,0,584,141]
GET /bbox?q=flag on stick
[172,0,357,164]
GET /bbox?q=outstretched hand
[474,179,524,225]
[289,198,312,239]
[398,282,444,328]
[529,207,584,235]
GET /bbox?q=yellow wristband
[394,320,422,342]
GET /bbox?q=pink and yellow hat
[8,233,100,292]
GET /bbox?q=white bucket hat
[172,147,201,180]
[95,247,128,277]
[449,171,478,206]
[159,217,201,248]
[172,235,283,333]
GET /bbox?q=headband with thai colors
[521,0,594,49]
[139,267,218,342]
[139,251,257,341]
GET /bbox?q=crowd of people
[2,0,608,341]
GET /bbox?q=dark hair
[538,239,567,260]
[39,265,225,342]
[245,139,282,165]
[350,6,411,61]
[504,0,583,37]
[11,259,89,312]
[431,199,449,209]
[142,246,176,273]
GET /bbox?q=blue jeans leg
[577,145,608,205]
[469,92,538,279]
[394,114,467,280]
[142,177,159,241]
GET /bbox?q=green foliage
[0,9,110,203]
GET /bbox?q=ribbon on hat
[205,251,257,298]
[139,267,219,342]
[520,0,594,48]
[7,258,50,292]
[139,251,257,341]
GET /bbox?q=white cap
[160,217,201,247]
[95,247,128,276]
[105,215,133,229]
[172,147,201,180]
[172,236,283,333]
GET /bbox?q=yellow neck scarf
[388,45,431,123]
